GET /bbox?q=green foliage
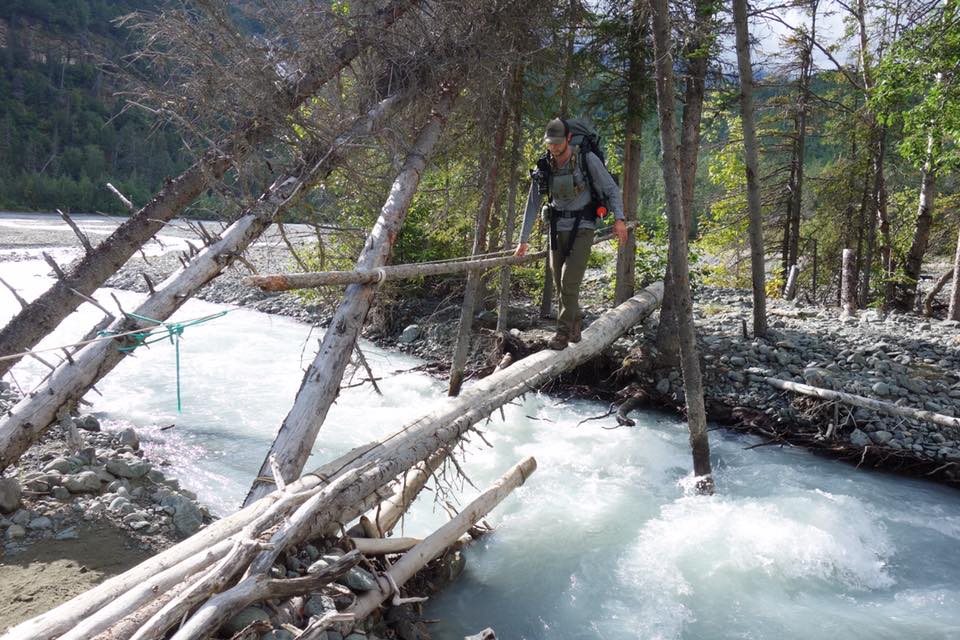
[0,1,188,214]
[872,0,960,171]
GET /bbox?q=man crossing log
[514,118,629,350]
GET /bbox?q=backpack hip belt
[548,204,597,257]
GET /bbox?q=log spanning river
[2,214,960,639]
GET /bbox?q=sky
[749,0,857,72]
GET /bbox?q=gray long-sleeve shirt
[518,149,624,244]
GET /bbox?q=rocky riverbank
[0,381,215,629]
[620,287,960,486]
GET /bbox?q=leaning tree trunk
[732,0,767,338]
[655,0,714,363]
[614,0,646,305]
[448,84,511,396]
[895,131,938,312]
[0,92,406,472]
[245,87,458,505]
[650,0,713,493]
[0,0,418,379]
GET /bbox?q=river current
[1,214,959,639]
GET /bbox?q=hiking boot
[547,332,569,350]
[570,318,582,343]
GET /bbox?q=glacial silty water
[2,239,960,638]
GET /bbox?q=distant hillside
[0,1,190,214]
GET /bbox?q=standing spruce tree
[732,0,768,336]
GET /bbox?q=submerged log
[765,377,960,430]
[0,92,406,473]
[0,0,419,379]
[349,457,537,622]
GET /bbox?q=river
[1,214,959,639]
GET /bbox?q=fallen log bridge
[6,282,662,640]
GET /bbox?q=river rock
[656,378,671,394]
[305,594,337,618]
[77,415,101,432]
[109,496,131,512]
[0,478,21,513]
[871,382,891,397]
[399,325,421,344]
[52,486,71,500]
[802,367,834,389]
[6,524,26,540]
[106,454,151,479]
[262,631,295,640]
[64,471,102,493]
[342,566,378,591]
[870,431,894,445]
[160,494,203,536]
[28,516,53,530]
[43,457,75,474]
[118,428,140,451]
[850,429,871,447]
[220,606,271,637]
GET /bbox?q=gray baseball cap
[543,118,567,144]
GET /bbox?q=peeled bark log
[765,377,960,430]
[349,457,537,622]
[246,251,542,291]
[245,87,459,505]
[246,226,628,292]
[0,0,419,379]
[0,92,405,472]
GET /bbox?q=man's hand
[614,219,628,246]
[514,242,528,257]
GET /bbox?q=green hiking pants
[550,228,593,336]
